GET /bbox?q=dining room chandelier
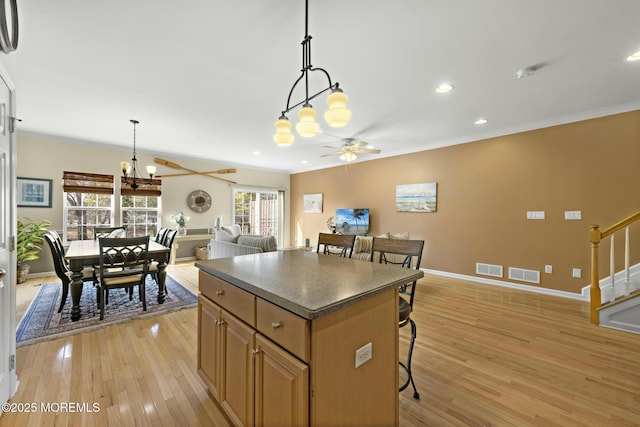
[273,0,351,146]
[120,119,156,191]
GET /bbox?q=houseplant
[16,218,52,284]
[170,211,189,236]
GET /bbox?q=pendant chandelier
[120,119,156,191]
[273,0,351,146]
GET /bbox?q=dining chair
[96,236,150,320]
[316,232,356,258]
[43,230,93,312]
[93,226,126,239]
[148,228,177,288]
[370,237,424,399]
[154,227,168,243]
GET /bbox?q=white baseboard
[425,269,588,301]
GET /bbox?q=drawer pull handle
[252,349,260,356]
[271,322,281,330]
[215,290,224,296]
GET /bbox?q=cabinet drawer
[199,271,255,326]
[256,298,309,362]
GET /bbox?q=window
[121,194,161,237]
[63,171,114,242]
[120,177,162,238]
[233,187,284,245]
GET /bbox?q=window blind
[120,177,162,197]
[62,171,114,194]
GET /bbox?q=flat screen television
[335,208,370,235]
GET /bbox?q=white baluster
[624,226,631,296]
[609,234,616,302]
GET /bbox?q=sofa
[208,224,278,260]
[351,232,410,261]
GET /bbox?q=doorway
[0,64,17,404]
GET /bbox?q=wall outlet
[527,211,545,220]
[355,342,372,368]
[572,268,582,279]
[545,265,553,274]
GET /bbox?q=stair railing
[590,210,640,324]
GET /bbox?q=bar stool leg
[399,318,419,399]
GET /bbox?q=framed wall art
[303,193,323,213]
[396,182,437,212]
[17,177,52,208]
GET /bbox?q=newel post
[589,224,601,324]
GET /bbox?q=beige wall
[17,134,290,273]
[291,110,640,294]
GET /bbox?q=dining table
[65,239,170,321]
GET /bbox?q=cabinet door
[222,310,256,427]
[255,334,309,427]
[198,296,222,400]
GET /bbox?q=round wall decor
[187,190,212,213]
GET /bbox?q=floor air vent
[508,267,540,284]
[476,263,503,278]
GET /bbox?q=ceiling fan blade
[354,148,382,154]
[323,145,342,149]
[353,140,368,148]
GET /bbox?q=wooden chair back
[44,230,70,285]
[371,237,424,311]
[94,226,126,239]
[97,236,150,320]
[154,227,168,243]
[316,233,357,258]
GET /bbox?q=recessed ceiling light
[301,160,308,164]
[626,50,640,61]
[253,151,261,155]
[435,83,454,93]
[474,118,488,125]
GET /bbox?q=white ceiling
[3,0,640,173]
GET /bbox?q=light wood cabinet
[198,268,399,427]
[197,295,222,400]
[222,310,255,427]
[198,294,308,427]
[254,334,309,427]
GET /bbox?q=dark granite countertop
[195,250,424,319]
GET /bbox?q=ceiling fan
[321,138,381,162]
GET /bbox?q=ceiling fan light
[339,151,357,162]
[273,118,294,146]
[325,91,351,127]
[296,106,320,137]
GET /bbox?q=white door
[0,65,17,405]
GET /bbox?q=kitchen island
[196,249,424,427]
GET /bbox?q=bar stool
[371,237,424,399]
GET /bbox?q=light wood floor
[3,263,640,426]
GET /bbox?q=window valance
[120,177,162,197]
[62,171,114,194]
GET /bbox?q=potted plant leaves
[16,218,51,284]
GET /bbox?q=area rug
[16,275,198,347]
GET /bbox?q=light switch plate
[565,211,582,220]
[527,211,545,220]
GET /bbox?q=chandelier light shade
[274,0,351,145]
[121,119,156,191]
[295,105,320,137]
[324,90,351,127]
[273,117,294,146]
